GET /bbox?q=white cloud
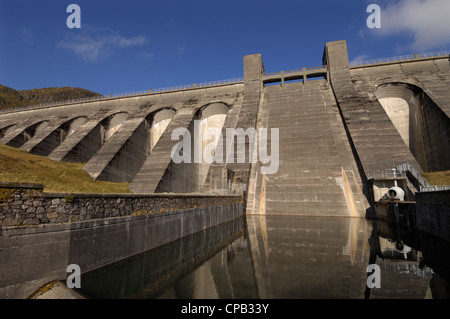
[58,35,103,61]
[379,0,450,51]
[57,27,148,62]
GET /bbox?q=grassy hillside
[0,84,103,110]
[0,143,130,193]
[422,170,450,186]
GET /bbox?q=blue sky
[1,0,450,96]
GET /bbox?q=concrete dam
[1,40,450,218]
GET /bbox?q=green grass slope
[0,143,130,193]
[422,170,450,186]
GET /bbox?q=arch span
[149,108,176,152]
[87,108,177,183]
[160,102,230,193]
[196,103,229,189]
[375,82,450,172]
[6,121,49,148]
[59,112,129,163]
[28,116,89,156]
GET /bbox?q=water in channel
[79,215,450,299]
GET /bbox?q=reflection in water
[79,217,247,299]
[370,219,450,299]
[79,215,450,299]
[246,216,372,299]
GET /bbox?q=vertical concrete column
[323,40,350,71]
[324,40,421,177]
[224,54,264,195]
[243,54,264,83]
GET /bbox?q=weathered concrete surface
[415,190,450,241]
[324,41,423,177]
[351,56,450,172]
[1,40,449,216]
[246,79,369,217]
[0,197,244,299]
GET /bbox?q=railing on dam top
[350,50,450,67]
[0,77,244,114]
[3,47,449,114]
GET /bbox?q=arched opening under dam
[29,116,88,156]
[149,108,176,152]
[60,112,129,163]
[102,112,128,143]
[196,103,228,190]
[375,83,450,172]
[157,102,229,193]
[6,121,49,148]
[90,108,176,183]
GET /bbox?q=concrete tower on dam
[1,40,449,218]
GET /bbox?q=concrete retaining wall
[374,190,450,242]
[415,190,450,241]
[0,183,244,299]
[0,182,242,227]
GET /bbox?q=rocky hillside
[0,84,103,110]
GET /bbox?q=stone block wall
[0,182,243,228]
[0,183,46,227]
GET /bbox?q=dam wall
[0,182,243,299]
[1,40,449,217]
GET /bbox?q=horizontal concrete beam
[262,68,327,83]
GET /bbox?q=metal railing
[350,50,450,67]
[368,162,450,193]
[367,168,406,180]
[0,77,244,114]
[395,162,432,189]
[420,185,450,192]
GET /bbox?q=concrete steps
[246,80,368,217]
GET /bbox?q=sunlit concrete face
[378,97,410,147]
[103,112,128,142]
[375,83,450,172]
[150,108,176,152]
[66,117,88,138]
[376,84,420,167]
[197,103,228,190]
